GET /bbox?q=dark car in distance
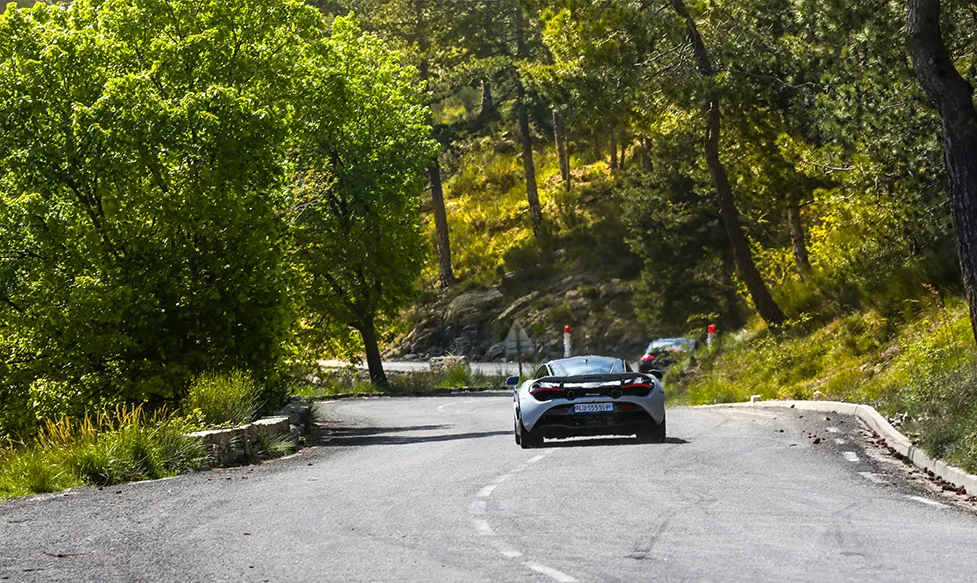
[638,337,697,373]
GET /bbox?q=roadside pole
[563,325,572,358]
[707,323,716,348]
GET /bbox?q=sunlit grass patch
[0,406,206,500]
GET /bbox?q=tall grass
[0,406,206,499]
[184,370,261,427]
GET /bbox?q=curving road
[2,394,977,582]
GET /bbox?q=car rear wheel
[637,417,666,443]
[518,418,542,449]
[514,417,521,445]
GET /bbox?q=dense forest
[2,0,977,470]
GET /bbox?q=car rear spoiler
[532,373,655,387]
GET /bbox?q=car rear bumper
[535,420,659,439]
[533,410,659,439]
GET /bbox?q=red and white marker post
[707,323,717,347]
[563,325,572,358]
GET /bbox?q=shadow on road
[316,424,511,447]
[539,436,690,448]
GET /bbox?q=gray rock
[446,288,504,324]
[496,291,540,322]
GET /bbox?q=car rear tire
[637,417,666,443]
[519,419,543,449]
[653,417,666,442]
[514,417,522,445]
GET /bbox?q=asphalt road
[3,394,977,582]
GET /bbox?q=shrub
[184,370,261,427]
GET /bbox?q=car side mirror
[505,375,520,388]
[649,369,663,381]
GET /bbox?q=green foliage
[183,370,261,427]
[290,16,436,353]
[0,406,205,499]
[0,0,323,436]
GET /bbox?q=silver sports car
[509,355,665,448]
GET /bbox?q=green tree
[0,0,321,436]
[289,16,436,385]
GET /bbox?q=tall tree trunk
[592,129,603,161]
[357,317,388,386]
[640,137,653,172]
[414,5,456,287]
[619,131,627,171]
[787,191,812,279]
[609,128,618,169]
[429,159,456,287]
[909,0,977,343]
[553,109,571,191]
[669,0,786,327]
[481,79,494,116]
[515,6,543,237]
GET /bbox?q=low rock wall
[189,416,291,467]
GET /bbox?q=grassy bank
[0,371,297,501]
[0,407,205,500]
[669,295,977,472]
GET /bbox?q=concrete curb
[708,400,977,495]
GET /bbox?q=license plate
[574,403,614,413]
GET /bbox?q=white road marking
[524,561,579,583]
[511,464,529,473]
[907,495,946,508]
[472,519,494,536]
[859,472,886,483]
[827,427,840,433]
[842,451,860,462]
[477,484,498,498]
[834,438,846,445]
[469,500,486,515]
[528,453,548,464]
[488,538,523,558]
[492,474,510,484]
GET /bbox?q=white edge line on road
[472,519,494,536]
[477,484,498,498]
[492,474,509,484]
[469,500,486,515]
[511,464,529,473]
[524,561,579,583]
[907,495,946,508]
[528,453,548,464]
[842,451,860,462]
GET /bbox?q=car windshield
[548,356,624,376]
[646,338,695,352]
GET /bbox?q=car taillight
[621,383,652,397]
[640,354,656,362]
[530,387,564,401]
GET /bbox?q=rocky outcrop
[387,276,649,362]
